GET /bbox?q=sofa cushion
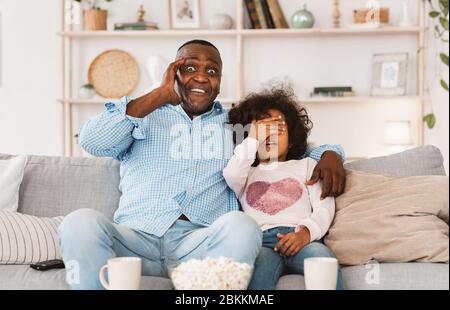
[0,265,173,290]
[0,153,121,218]
[0,264,447,290]
[344,145,446,177]
[324,170,449,265]
[341,263,449,290]
[275,263,449,290]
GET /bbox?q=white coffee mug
[99,257,142,290]
[304,257,338,290]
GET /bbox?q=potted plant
[424,0,448,129]
[74,0,113,31]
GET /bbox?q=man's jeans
[248,227,345,290]
[58,209,262,290]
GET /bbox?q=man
[58,40,346,290]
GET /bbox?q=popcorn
[170,257,253,290]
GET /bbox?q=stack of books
[114,22,159,31]
[243,0,289,29]
[310,87,355,98]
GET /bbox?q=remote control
[30,259,65,271]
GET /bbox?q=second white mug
[304,257,338,290]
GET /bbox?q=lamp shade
[384,121,412,145]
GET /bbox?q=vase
[209,14,234,30]
[78,84,96,99]
[145,55,168,92]
[399,0,413,27]
[83,9,108,31]
[291,4,315,29]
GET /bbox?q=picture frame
[168,0,201,29]
[371,53,409,96]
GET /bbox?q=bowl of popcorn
[170,257,253,290]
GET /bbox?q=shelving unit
[59,0,426,157]
[58,26,422,38]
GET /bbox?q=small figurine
[138,5,146,23]
[333,0,341,28]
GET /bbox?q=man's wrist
[127,89,166,118]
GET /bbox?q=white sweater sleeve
[223,137,260,198]
[296,158,336,242]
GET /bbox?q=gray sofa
[0,145,448,290]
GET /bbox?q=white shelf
[242,26,423,37]
[301,96,422,104]
[58,98,237,105]
[57,26,423,38]
[57,30,238,38]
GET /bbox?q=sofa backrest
[344,145,447,177]
[0,153,120,219]
[1,145,446,219]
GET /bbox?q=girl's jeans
[248,226,346,290]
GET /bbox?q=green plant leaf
[443,5,449,17]
[424,114,436,129]
[434,25,443,37]
[439,0,448,17]
[441,53,449,66]
[440,16,449,31]
[429,11,440,18]
[441,79,449,91]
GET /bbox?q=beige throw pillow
[324,170,449,266]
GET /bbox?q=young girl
[224,87,345,290]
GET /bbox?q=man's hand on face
[160,58,186,105]
[306,151,346,199]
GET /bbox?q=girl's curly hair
[228,86,313,162]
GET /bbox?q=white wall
[0,0,61,156]
[0,0,448,173]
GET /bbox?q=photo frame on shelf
[168,0,201,29]
[371,52,409,96]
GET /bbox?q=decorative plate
[88,49,140,98]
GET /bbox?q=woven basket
[88,49,140,98]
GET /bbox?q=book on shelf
[260,0,275,29]
[114,22,159,31]
[314,86,353,93]
[310,87,355,98]
[310,91,355,98]
[243,1,254,29]
[254,0,268,29]
[244,0,263,29]
[267,0,289,29]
